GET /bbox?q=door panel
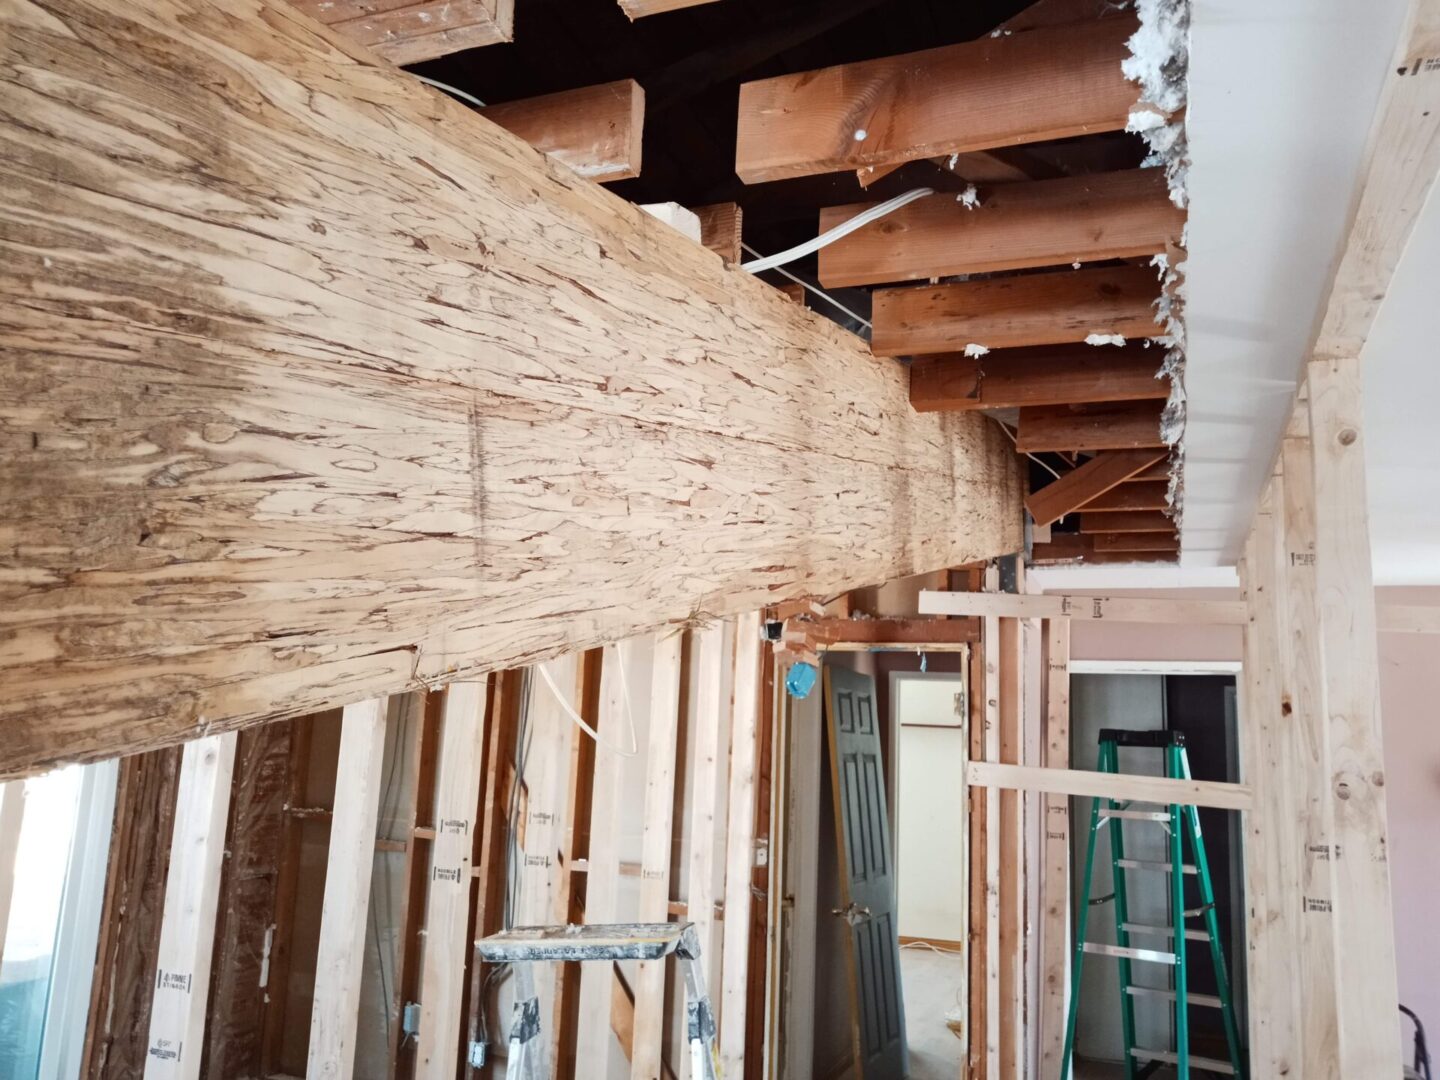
[824,664,906,1079]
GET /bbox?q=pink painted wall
[1051,586,1440,1057]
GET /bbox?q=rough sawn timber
[0,0,1022,778]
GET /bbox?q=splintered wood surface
[735,15,1140,183]
[818,170,1183,287]
[872,266,1164,356]
[0,0,1022,777]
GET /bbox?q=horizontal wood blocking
[918,591,1246,625]
[1031,534,1176,566]
[693,202,743,263]
[872,266,1164,357]
[1080,511,1174,534]
[290,0,515,65]
[0,0,1024,777]
[818,170,1183,287]
[1126,459,1172,482]
[909,345,1168,413]
[734,15,1140,183]
[1024,448,1168,528]
[1091,532,1179,553]
[480,80,645,182]
[1080,480,1170,512]
[783,616,979,651]
[1016,401,1167,453]
[967,762,1253,813]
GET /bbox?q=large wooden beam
[1023,448,1168,527]
[1079,480,1169,512]
[872,267,1163,356]
[1015,401,1166,453]
[617,0,720,17]
[1091,531,1179,553]
[480,80,645,183]
[1079,510,1174,534]
[288,0,514,64]
[909,345,1168,413]
[818,171,1183,287]
[0,0,1021,779]
[734,15,1139,183]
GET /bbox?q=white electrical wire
[996,418,1063,480]
[413,73,488,111]
[536,641,640,756]
[740,186,935,273]
[741,243,872,330]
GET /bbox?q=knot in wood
[1337,427,1358,446]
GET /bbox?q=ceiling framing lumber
[288,0,514,65]
[818,170,1184,287]
[909,345,1169,413]
[1080,480,1169,512]
[1090,532,1179,553]
[872,266,1165,356]
[1079,511,1174,534]
[1125,459,1171,482]
[0,0,1022,777]
[1023,448,1168,527]
[480,80,646,183]
[618,0,720,15]
[734,14,1140,183]
[692,202,743,263]
[1015,401,1167,453]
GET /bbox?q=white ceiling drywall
[1178,0,1411,571]
[1361,186,1440,585]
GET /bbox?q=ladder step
[1130,1047,1236,1074]
[1116,858,1198,874]
[1082,941,1176,965]
[1104,809,1173,822]
[1125,985,1224,1008]
[1121,921,1209,942]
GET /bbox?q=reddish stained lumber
[735,15,1139,183]
[1015,401,1166,453]
[1125,459,1171,482]
[1081,480,1170,512]
[1030,533,1176,566]
[784,615,980,650]
[872,266,1163,357]
[693,202,743,263]
[1024,448,1167,527]
[909,345,1168,413]
[1080,510,1174,534]
[819,170,1183,287]
[617,0,720,17]
[1091,531,1180,553]
[480,80,645,182]
[290,0,515,65]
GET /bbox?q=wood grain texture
[0,0,1021,778]
[1078,479,1169,512]
[1090,531,1179,553]
[1015,401,1166,453]
[872,267,1163,356]
[967,762,1252,812]
[734,15,1139,183]
[818,170,1183,287]
[617,0,721,18]
[909,345,1168,413]
[1036,617,1070,1076]
[288,0,515,64]
[692,202,743,264]
[1079,510,1173,534]
[1023,449,1168,528]
[481,80,645,182]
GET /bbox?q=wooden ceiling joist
[734,14,1140,183]
[818,170,1184,288]
[872,266,1164,357]
[1080,480,1170,512]
[693,202,743,263]
[1015,401,1167,453]
[909,344,1168,413]
[617,0,721,18]
[1030,533,1176,565]
[1080,511,1174,534]
[1123,459,1172,482]
[481,80,645,183]
[0,0,1023,777]
[1091,532,1179,553]
[289,0,514,65]
[1023,448,1167,527]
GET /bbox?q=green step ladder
[1060,729,1246,1080]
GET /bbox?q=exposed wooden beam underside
[1023,448,1168,528]
[289,0,515,64]
[479,80,646,182]
[1016,401,1167,453]
[909,345,1168,413]
[0,0,1023,777]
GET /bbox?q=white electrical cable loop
[413,74,488,111]
[741,243,872,330]
[536,641,639,757]
[740,186,935,273]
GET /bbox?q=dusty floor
[899,943,965,1080]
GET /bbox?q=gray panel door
[824,664,906,1079]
